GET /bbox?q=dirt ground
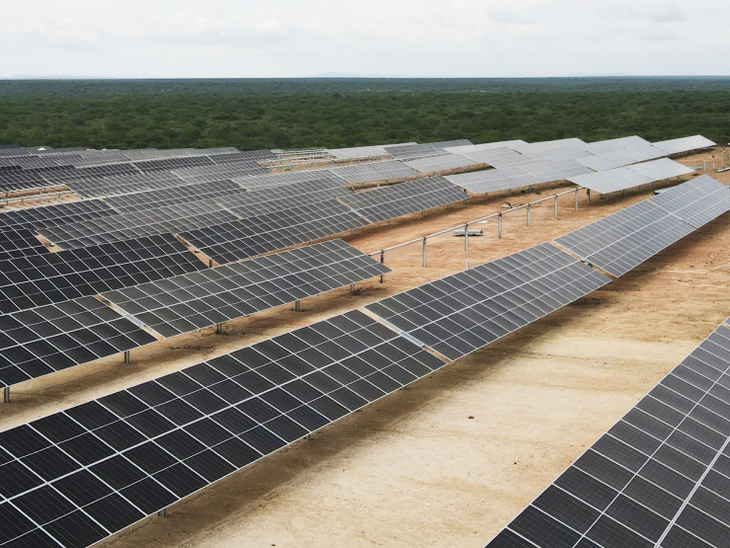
[1,150,729,548]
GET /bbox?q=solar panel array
[39,201,239,250]
[101,240,390,338]
[103,181,244,213]
[555,201,696,277]
[556,177,730,277]
[0,234,206,314]
[403,153,482,174]
[338,177,468,223]
[445,169,542,195]
[0,310,446,548]
[649,175,730,228]
[485,322,730,548]
[568,159,694,195]
[179,201,369,265]
[0,296,157,387]
[328,161,420,185]
[366,243,610,361]
[654,135,717,155]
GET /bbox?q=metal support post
[216,324,223,334]
[422,237,427,267]
[379,251,385,283]
[484,192,489,201]
[350,229,355,235]
[124,351,130,364]
[350,283,355,295]
[526,204,531,227]
[3,387,9,403]
[574,189,579,211]
[421,210,425,217]
[553,195,558,219]
[295,300,301,311]
[464,223,469,253]
[305,434,311,441]
[497,214,503,239]
[158,509,168,518]
[586,189,591,205]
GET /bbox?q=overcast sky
[1,0,728,78]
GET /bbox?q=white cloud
[0,0,727,77]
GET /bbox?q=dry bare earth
[1,151,728,548]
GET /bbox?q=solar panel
[326,144,404,160]
[234,170,344,190]
[0,234,206,314]
[222,179,351,219]
[442,140,530,155]
[179,201,369,265]
[654,135,716,155]
[338,177,468,223]
[569,159,693,195]
[518,159,594,183]
[569,168,654,195]
[0,309,445,548]
[576,151,636,172]
[649,175,730,228]
[64,172,183,199]
[38,201,238,250]
[103,181,244,213]
[446,169,541,195]
[451,147,535,168]
[366,243,610,361]
[626,158,694,180]
[0,296,157,387]
[101,240,390,338]
[485,322,730,548]
[328,161,420,185]
[403,153,481,174]
[383,143,443,160]
[554,200,695,277]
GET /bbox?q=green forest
[0,77,729,151]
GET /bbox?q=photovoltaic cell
[484,323,730,548]
[653,135,716,156]
[366,243,610,361]
[0,310,446,548]
[328,161,419,185]
[554,200,695,277]
[101,240,390,338]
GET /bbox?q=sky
[1,0,728,78]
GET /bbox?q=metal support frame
[526,204,531,227]
[554,195,559,219]
[123,351,131,364]
[586,189,591,205]
[3,387,9,403]
[379,251,385,283]
[498,214,503,239]
[464,223,469,253]
[295,300,301,311]
[216,324,223,334]
[422,237,427,267]
[350,283,355,295]
[574,189,579,211]
[158,509,168,518]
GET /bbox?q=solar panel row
[366,243,610,361]
[101,240,389,338]
[485,323,730,548]
[0,310,446,548]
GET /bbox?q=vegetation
[0,78,729,150]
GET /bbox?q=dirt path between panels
[1,152,729,548]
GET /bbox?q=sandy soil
[1,149,729,548]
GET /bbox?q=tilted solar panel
[0,296,157,387]
[101,240,390,338]
[649,175,730,228]
[554,201,695,277]
[179,201,369,265]
[338,177,468,223]
[0,234,206,314]
[485,322,730,548]
[0,310,445,548]
[366,243,610,361]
